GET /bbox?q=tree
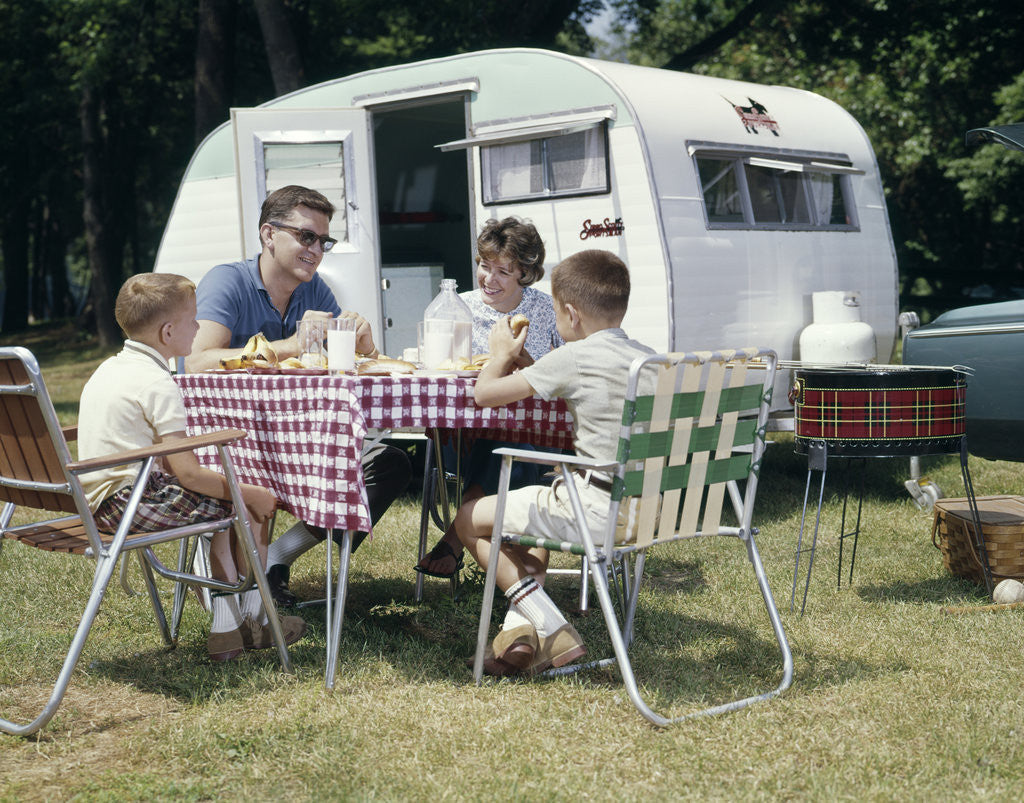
[0,0,81,331]
[53,1,199,346]
[0,0,603,338]
[195,0,236,143]
[253,0,305,95]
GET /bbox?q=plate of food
[212,336,333,374]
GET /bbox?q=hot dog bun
[357,357,417,375]
[509,314,529,337]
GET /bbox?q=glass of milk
[418,319,454,369]
[327,317,357,373]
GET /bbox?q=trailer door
[231,108,381,337]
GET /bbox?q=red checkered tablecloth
[175,372,574,531]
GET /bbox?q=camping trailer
[154,48,899,413]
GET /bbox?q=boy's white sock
[210,594,243,633]
[267,522,319,567]
[239,589,269,626]
[502,604,532,631]
[504,576,568,638]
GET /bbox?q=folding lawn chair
[0,346,294,737]
[472,347,793,725]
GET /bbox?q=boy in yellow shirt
[78,273,305,661]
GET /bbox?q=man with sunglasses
[188,184,411,606]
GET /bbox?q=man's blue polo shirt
[195,255,342,348]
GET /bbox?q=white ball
[992,579,1024,604]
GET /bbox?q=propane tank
[799,290,876,364]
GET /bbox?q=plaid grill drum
[792,367,967,456]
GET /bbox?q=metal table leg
[324,528,353,690]
[414,429,461,602]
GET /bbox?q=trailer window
[263,142,349,243]
[481,124,609,204]
[810,172,850,225]
[697,158,744,222]
[694,150,858,231]
[747,164,811,224]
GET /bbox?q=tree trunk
[195,0,236,144]
[80,84,122,349]
[42,204,71,320]
[253,0,305,95]
[1,207,30,332]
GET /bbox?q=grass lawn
[2,322,1024,800]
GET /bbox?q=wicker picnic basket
[931,495,1024,585]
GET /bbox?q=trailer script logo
[579,217,625,240]
[725,97,780,136]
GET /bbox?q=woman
[415,216,563,578]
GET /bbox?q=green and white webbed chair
[472,347,793,725]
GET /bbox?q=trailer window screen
[697,158,744,222]
[481,124,608,204]
[695,151,857,231]
[747,164,811,224]
[263,142,349,242]
[811,172,850,225]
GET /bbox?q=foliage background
[1,0,1022,341]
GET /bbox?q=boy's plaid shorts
[94,471,233,534]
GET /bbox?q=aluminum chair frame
[416,434,592,610]
[0,346,293,737]
[472,348,793,725]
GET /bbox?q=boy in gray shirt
[455,250,655,676]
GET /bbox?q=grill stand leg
[792,441,828,615]
[837,458,866,589]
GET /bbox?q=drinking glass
[418,320,454,369]
[327,317,357,373]
[297,319,327,369]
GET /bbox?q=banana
[242,333,261,356]
[247,332,277,365]
[219,332,282,370]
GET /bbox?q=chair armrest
[66,428,248,473]
[492,446,617,473]
[62,425,78,443]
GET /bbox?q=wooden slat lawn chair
[472,348,793,725]
[0,346,294,737]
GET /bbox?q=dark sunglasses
[268,221,338,252]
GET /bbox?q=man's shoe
[266,563,299,607]
[529,623,586,674]
[241,614,307,651]
[207,627,244,662]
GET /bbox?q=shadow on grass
[857,574,986,605]
[85,553,891,711]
